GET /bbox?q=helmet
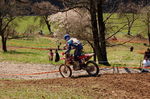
[64,34,70,41]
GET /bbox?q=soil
[33,73,149,99]
[0,61,149,98]
[1,73,150,99]
[0,62,150,99]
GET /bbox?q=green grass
[104,13,147,37]
[0,37,65,64]
[107,44,145,67]
[14,14,148,37]
[14,16,50,34]
[0,80,90,99]
[0,35,147,68]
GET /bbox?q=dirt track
[34,73,149,99]
[0,61,144,80]
[0,62,150,98]
[0,62,61,79]
[1,73,149,99]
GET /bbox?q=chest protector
[69,38,81,46]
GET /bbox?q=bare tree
[42,15,53,34]
[96,0,109,65]
[118,2,139,35]
[0,1,17,52]
[120,13,138,35]
[140,6,150,44]
[34,15,53,34]
[32,1,61,15]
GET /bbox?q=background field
[0,36,147,68]
[0,14,149,67]
[14,13,148,37]
[14,16,50,34]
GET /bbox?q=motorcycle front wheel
[85,61,99,76]
[59,64,72,78]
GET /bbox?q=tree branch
[2,17,15,33]
[108,36,136,47]
[106,24,127,40]
[104,0,119,23]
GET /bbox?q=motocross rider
[63,34,83,70]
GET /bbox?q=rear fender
[79,53,94,61]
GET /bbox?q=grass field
[0,79,90,99]
[0,37,65,64]
[14,16,50,34]
[14,13,148,37]
[1,13,149,66]
[0,35,147,68]
[0,13,149,66]
[104,13,147,37]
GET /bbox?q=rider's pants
[74,45,83,63]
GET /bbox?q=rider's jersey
[65,38,83,53]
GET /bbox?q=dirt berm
[10,73,150,99]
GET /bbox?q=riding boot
[73,61,81,71]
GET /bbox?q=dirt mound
[0,61,149,98]
[3,73,149,99]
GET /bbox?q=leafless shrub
[23,25,39,38]
[140,6,150,44]
[49,8,92,40]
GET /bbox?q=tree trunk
[45,20,53,34]
[90,0,102,63]
[43,16,53,34]
[1,34,7,52]
[147,13,150,45]
[127,25,131,35]
[148,33,150,45]
[97,0,109,65]
[0,18,7,52]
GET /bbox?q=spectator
[142,48,150,72]
[39,30,42,35]
[55,49,60,62]
[57,42,61,50]
[130,46,134,52]
[144,48,150,60]
[48,49,54,61]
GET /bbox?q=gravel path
[0,62,145,80]
[0,62,61,79]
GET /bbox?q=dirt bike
[59,53,100,78]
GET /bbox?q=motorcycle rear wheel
[85,61,99,76]
[59,64,72,78]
